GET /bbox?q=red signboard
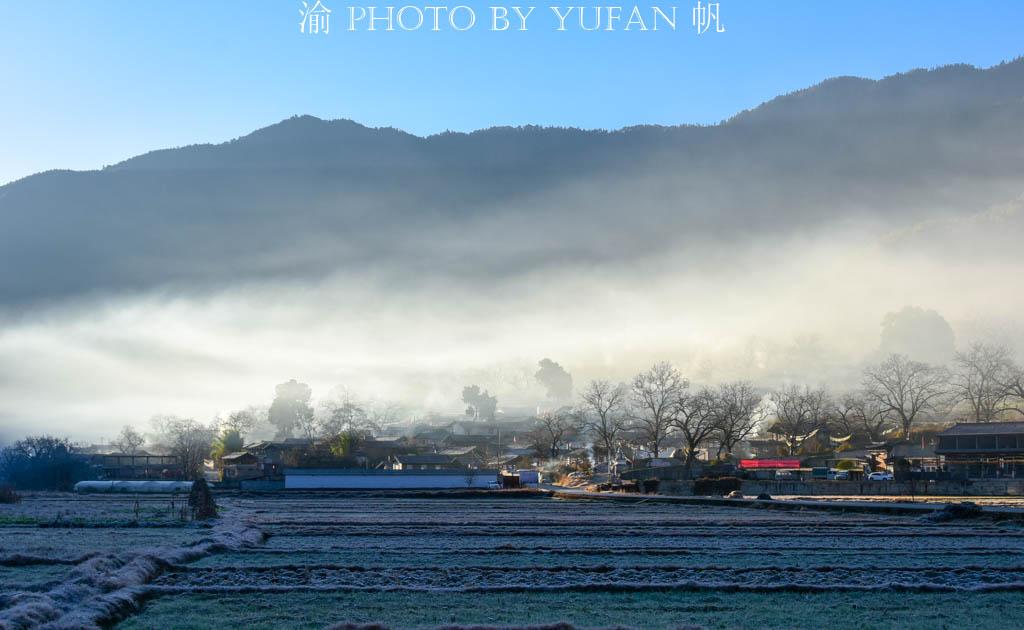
[739,459,801,469]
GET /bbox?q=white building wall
[285,471,498,490]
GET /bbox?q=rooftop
[937,422,1024,436]
[245,439,308,450]
[394,454,456,465]
[414,430,452,440]
[448,435,492,445]
[502,447,535,456]
[440,446,479,456]
[221,451,256,461]
[362,439,407,449]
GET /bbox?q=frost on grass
[0,520,264,629]
[325,624,686,630]
[147,563,1024,593]
[8,493,1024,628]
[147,496,1024,598]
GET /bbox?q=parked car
[867,471,894,481]
[775,470,798,480]
[827,470,849,481]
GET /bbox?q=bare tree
[220,409,259,436]
[832,392,894,442]
[862,354,949,438]
[713,381,766,458]
[318,391,378,454]
[769,385,832,455]
[151,415,215,480]
[295,408,319,445]
[579,379,629,462]
[319,394,372,435]
[829,393,861,438]
[367,400,404,428]
[112,425,145,455]
[951,342,1015,422]
[530,409,582,459]
[1003,365,1024,418]
[673,387,718,476]
[631,362,688,457]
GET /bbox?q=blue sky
[2,0,1023,185]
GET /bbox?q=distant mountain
[3,58,1024,306]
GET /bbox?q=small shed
[221,451,262,480]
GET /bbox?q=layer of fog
[5,62,1024,442]
[2,198,1022,443]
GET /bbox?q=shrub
[0,485,21,504]
[188,478,218,520]
[0,436,89,491]
[924,501,982,522]
[641,478,660,494]
[693,476,742,496]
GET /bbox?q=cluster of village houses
[78,415,1024,489]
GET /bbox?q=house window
[998,435,1017,450]
[956,437,977,450]
[977,436,998,450]
[938,436,956,450]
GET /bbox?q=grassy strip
[119,589,1024,630]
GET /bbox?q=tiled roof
[440,447,478,456]
[222,451,255,461]
[937,422,1024,436]
[395,454,455,465]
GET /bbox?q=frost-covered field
[773,495,1024,508]
[3,492,1024,628]
[0,493,260,628]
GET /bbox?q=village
[25,344,1021,500]
[4,7,1024,626]
[68,415,1024,497]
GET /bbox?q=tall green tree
[211,428,245,460]
[268,379,314,440]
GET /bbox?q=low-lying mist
[2,201,1021,442]
[5,60,1024,441]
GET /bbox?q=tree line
[5,343,1024,488]
[534,362,766,477]
[540,343,1024,471]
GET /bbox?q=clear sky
[2,0,1023,185]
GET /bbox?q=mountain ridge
[2,57,1024,307]
[2,57,1016,184]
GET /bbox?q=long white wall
[285,471,499,490]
